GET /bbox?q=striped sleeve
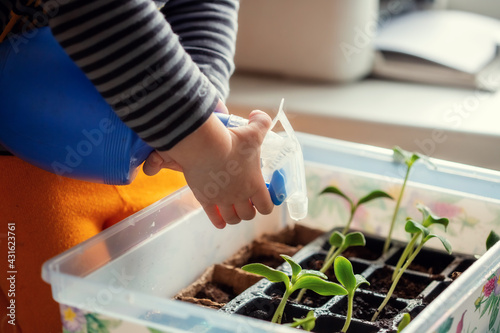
[49,0,238,151]
[161,0,238,101]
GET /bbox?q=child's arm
[44,0,272,226]
[47,0,236,152]
[160,0,238,102]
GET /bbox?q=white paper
[375,10,500,74]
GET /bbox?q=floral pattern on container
[60,305,122,333]
[61,305,87,333]
[304,165,500,255]
[475,269,500,332]
[435,269,500,333]
[60,304,168,333]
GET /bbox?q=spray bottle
[0,27,308,220]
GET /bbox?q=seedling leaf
[486,230,500,250]
[281,255,301,281]
[393,146,407,163]
[397,313,411,332]
[355,274,370,289]
[301,311,316,331]
[404,219,428,235]
[424,215,449,230]
[393,146,420,166]
[417,203,449,229]
[287,311,316,331]
[344,232,366,247]
[291,276,347,296]
[357,190,393,206]
[423,234,453,254]
[334,256,356,291]
[297,269,328,280]
[329,231,345,247]
[409,153,420,166]
[241,263,289,284]
[320,186,353,207]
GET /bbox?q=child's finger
[203,204,226,229]
[218,205,241,225]
[247,110,272,142]
[234,200,256,221]
[143,151,163,176]
[251,185,274,216]
[143,151,183,175]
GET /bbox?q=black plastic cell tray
[220,229,475,333]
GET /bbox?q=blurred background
[227,0,500,170]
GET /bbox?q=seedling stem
[383,147,421,254]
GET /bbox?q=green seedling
[242,255,347,324]
[384,146,421,254]
[334,256,369,333]
[474,230,499,260]
[321,186,393,235]
[296,231,366,302]
[286,310,316,331]
[486,230,500,250]
[397,313,411,332]
[392,203,449,281]
[322,231,366,274]
[372,218,452,322]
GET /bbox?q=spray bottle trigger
[265,169,287,206]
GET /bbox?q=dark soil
[334,294,406,325]
[266,282,333,307]
[194,281,237,304]
[362,266,431,298]
[321,232,386,261]
[246,254,284,269]
[303,258,338,282]
[236,297,308,324]
[294,289,333,308]
[302,257,368,283]
[385,247,455,276]
[342,245,382,261]
[408,261,437,275]
[225,239,301,268]
[449,258,475,280]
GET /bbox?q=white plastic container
[43,133,500,332]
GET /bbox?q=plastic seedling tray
[43,133,500,333]
[220,230,477,332]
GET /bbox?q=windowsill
[227,72,500,171]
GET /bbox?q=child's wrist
[166,113,231,168]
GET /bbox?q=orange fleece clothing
[0,156,186,333]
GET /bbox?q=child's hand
[143,109,274,228]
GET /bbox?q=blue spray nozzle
[215,113,231,127]
[266,169,287,206]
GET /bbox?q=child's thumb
[248,110,272,141]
